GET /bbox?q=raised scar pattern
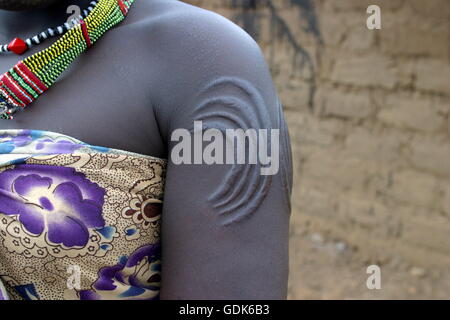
[192,76,291,225]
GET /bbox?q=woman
[0,0,292,300]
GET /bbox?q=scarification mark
[275,97,293,212]
[192,76,275,226]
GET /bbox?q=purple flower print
[78,244,161,300]
[0,130,84,155]
[34,138,84,154]
[0,130,33,153]
[0,280,9,300]
[0,164,106,247]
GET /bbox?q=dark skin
[0,0,292,299]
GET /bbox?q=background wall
[183,0,450,299]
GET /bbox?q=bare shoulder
[124,2,293,230]
[120,0,281,143]
[127,0,267,70]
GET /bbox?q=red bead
[80,20,92,48]
[7,38,28,55]
[118,0,128,16]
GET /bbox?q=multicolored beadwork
[0,1,100,55]
[0,0,135,120]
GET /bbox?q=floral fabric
[0,130,166,300]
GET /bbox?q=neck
[0,0,93,44]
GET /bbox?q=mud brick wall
[182,0,450,299]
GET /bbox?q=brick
[380,13,449,58]
[341,24,375,52]
[406,0,450,19]
[415,59,450,95]
[338,197,390,229]
[401,216,450,256]
[302,148,370,190]
[316,88,374,119]
[389,170,439,207]
[410,137,450,176]
[319,10,348,47]
[291,113,345,146]
[345,127,408,163]
[378,95,445,132]
[330,54,396,88]
[278,78,312,110]
[320,11,374,50]
[296,184,337,220]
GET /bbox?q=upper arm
[149,4,293,299]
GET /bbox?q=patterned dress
[0,130,166,300]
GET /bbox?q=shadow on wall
[230,0,321,110]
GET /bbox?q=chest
[0,42,165,158]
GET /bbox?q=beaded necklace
[0,1,99,55]
[0,0,135,120]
